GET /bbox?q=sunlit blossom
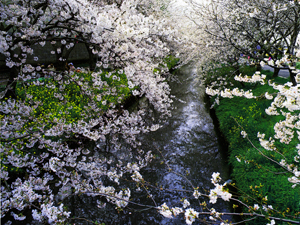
[183,199,190,208]
[193,189,201,199]
[158,203,173,219]
[184,208,199,225]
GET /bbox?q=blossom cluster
[157,173,231,224]
[234,71,266,85]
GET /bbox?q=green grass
[209,66,300,224]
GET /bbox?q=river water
[126,64,232,224]
[67,64,232,224]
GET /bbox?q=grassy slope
[210,67,300,224]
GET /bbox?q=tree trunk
[256,62,261,71]
[85,43,96,71]
[233,64,240,76]
[273,67,280,77]
[289,69,297,86]
[4,67,19,99]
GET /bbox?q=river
[66,64,232,225]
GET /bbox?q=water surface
[67,64,232,225]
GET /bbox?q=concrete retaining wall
[0,42,90,67]
[0,42,90,82]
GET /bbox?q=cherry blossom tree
[1,0,300,224]
[186,0,300,85]
[0,0,255,224]
[161,0,300,224]
[0,0,180,223]
[205,68,300,225]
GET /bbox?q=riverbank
[207,68,300,224]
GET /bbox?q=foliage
[15,70,132,122]
[164,55,180,70]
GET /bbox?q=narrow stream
[125,64,232,224]
[66,64,232,225]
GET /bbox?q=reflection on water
[66,64,232,225]
[125,64,232,224]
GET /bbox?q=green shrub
[164,55,180,70]
[16,70,132,124]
